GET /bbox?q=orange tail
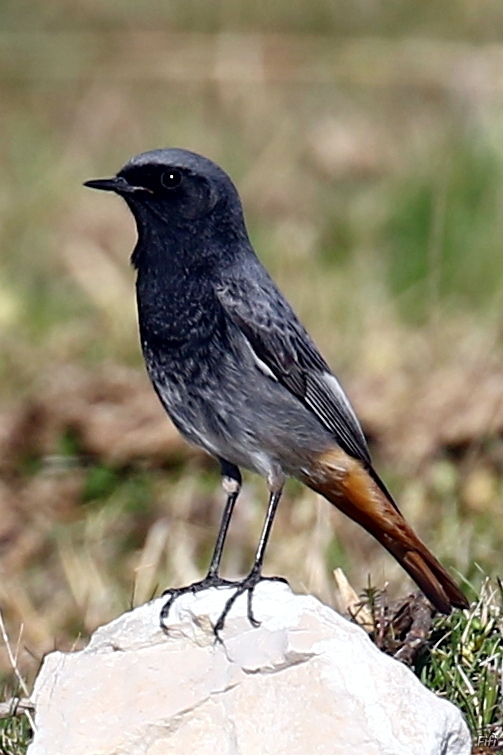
[303,448,468,614]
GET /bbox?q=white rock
[27,582,471,755]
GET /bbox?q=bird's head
[85,148,248,269]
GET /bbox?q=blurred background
[1,0,503,685]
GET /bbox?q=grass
[0,1,502,752]
[417,578,503,744]
[0,716,32,755]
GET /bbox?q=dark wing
[215,268,372,467]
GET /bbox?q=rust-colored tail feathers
[304,448,468,614]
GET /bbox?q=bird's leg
[160,461,242,628]
[205,461,242,580]
[213,468,288,638]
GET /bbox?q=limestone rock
[27,582,471,755]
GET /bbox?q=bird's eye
[160,169,183,190]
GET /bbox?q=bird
[85,148,468,633]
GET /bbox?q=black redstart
[85,148,468,631]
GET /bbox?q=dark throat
[134,233,223,353]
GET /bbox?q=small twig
[0,613,29,699]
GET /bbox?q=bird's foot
[160,570,288,640]
[213,569,288,640]
[160,572,236,628]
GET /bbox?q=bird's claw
[160,572,288,641]
[213,572,289,640]
[160,573,235,627]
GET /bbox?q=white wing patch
[321,372,358,419]
[243,337,278,381]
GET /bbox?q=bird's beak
[84,176,148,194]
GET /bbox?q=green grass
[0,715,32,755]
[417,578,503,747]
[385,135,503,322]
